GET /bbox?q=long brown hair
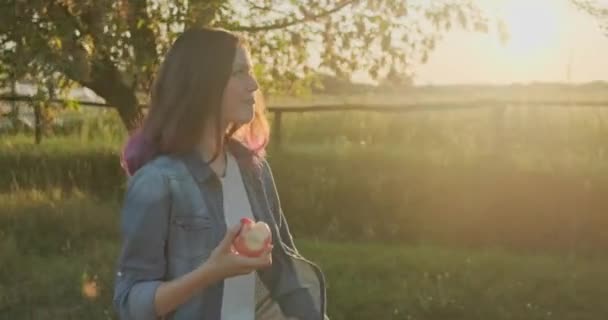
[121,27,269,175]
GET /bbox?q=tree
[571,0,608,35]
[379,66,413,90]
[1,0,491,130]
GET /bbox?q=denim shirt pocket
[168,210,214,264]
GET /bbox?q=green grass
[6,103,608,177]
[1,190,606,319]
[3,106,608,254]
[0,190,119,319]
[2,98,608,318]
[304,241,608,320]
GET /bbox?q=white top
[219,152,289,320]
[220,151,257,320]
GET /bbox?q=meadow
[2,88,608,319]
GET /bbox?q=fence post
[492,104,506,156]
[10,78,18,127]
[34,100,42,144]
[273,110,283,150]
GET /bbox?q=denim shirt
[113,140,328,320]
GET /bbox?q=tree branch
[571,0,608,17]
[571,0,608,34]
[187,2,222,28]
[244,0,292,16]
[126,0,158,88]
[229,0,356,32]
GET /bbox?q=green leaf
[64,99,81,111]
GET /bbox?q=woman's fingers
[218,224,241,252]
[246,245,274,268]
[209,227,274,277]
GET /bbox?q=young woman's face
[221,46,259,126]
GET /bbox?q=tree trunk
[83,59,144,132]
[109,90,144,132]
[34,102,42,144]
[10,77,19,132]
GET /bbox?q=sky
[404,0,608,85]
[8,0,607,90]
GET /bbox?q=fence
[2,94,608,146]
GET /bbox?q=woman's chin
[237,113,255,125]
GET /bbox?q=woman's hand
[201,224,273,281]
[153,224,272,317]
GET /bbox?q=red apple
[233,218,272,257]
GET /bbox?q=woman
[113,27,327,320]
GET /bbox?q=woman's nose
[248,75,259,92]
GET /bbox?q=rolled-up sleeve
[113,165,171,320]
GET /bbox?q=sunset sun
[496,0,564,60]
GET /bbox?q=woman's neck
[197,126,228,177]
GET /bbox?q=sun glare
[493,0,565,62]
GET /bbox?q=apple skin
[233,218,272,257]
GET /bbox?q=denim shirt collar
[180,138,256,183]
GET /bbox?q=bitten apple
[233,218,272,257]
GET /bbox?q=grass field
[1,191,607,319]
[2,90,608,318]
